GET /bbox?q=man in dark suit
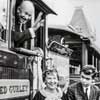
[67,65,100,100]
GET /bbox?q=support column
[99,60,100,78]
[96,57,98,71]
[99,60,100,72]
[92,54,94,66]
[82,42,88,66]
[42,15,46,71]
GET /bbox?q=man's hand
[32,47,44,57]
[29,12,44,38]
[33,12,43,31]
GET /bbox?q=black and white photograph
[0,0,100,100]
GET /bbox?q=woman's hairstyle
[43,68,59,82]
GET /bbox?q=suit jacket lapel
[77,82,90,100]
[89,85,96,100]
[77,82,87,99]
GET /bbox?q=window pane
[0,0,7,42]
[11,0,34,49]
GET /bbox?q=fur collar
[40,87,63,100]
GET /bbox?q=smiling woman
[43,68,59,91]
[33,68,68,100]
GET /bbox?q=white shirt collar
[83,86,90,99]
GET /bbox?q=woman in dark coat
[33,68,68,100]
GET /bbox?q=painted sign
[0,79,30,99]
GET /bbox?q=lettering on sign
[0,79,30,99]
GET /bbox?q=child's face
[45,72,58,90]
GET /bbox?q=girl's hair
[43,68,59,82]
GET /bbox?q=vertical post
[42,14,49,71]
[45,15,48,49]
[92,54,94,66]
[82,41,88,66]
[6,0,10,47]
[98,60,100,72]
[42,15,46,71]
[7,0,12,48]
[7,0,16,48]
[96,57,98,71]
[97,58,99,72]
[31,4,35,49]
[99,60,100,78]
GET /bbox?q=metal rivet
[14,61,18,65]
[0,55,2,57]
[3,56,7,59]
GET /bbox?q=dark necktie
[85,88,88,100]
[22,24,25,31]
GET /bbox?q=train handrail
[48,41,73,56]
[10,47,44,57]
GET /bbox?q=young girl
[33,68,67,100]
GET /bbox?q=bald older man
[12,0,43,49]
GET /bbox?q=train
[0,0,72,99]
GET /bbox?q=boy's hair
[81,65,96,78]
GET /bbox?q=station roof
[68,7,96,42]
[48,25,100,55]
[32,0,57,15]
[90,43,100,55]
[48,25,89,39]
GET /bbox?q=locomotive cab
[0,0,56,100]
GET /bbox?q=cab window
[10,0,34,49]
[0,0,7,43]
[11,0,44,50]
